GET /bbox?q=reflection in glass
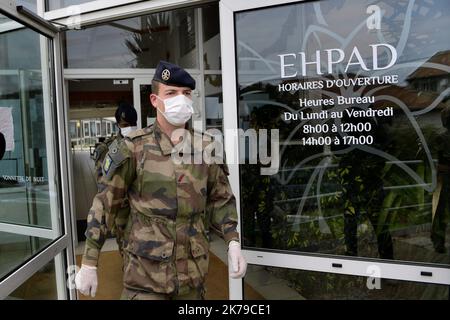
[204,75,223,131]
[244,265,449,300]
[46,0,93,11]
[68,79,132,147]
[0,232,51,280]
[16,0,37,13]
[63,7,197,68]
[236,0,450,266]
[0,15,60,231]
[139,84,155,129]
[202,3,221,70]
[8,256,58,299]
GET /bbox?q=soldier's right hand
[75,264,98,297]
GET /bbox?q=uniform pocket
[125,212,175,261]
[189,232,210,287]
[123,212,176,294]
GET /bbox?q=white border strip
[54,32,77,300]
[0,1,56,38]
[219,0,243,300]
[221,0,302,12]
[45,0,214,28]
[64,68,201,79]
[0,223,55,239]
[244,250,450,285]
[45,0,143,19]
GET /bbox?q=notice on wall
[0,107,14,152]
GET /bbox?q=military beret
[153,60,196,90]
[115,102,137,126]
[0,132,5,160]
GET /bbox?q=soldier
[75,61,247,300]
[90,103,138,255]
[0,132,5,160]
[92,102,138,189]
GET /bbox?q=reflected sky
[235,0,450,83]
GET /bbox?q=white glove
[228,240,247,279]
[75,264,98,297]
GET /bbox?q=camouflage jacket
[92,134,119,187]
[82,121,239,295]
[91,133,130,252]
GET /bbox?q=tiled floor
[75,249,264,300]
[75,234,304,300]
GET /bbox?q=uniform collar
[153,121,204,156]
[153,120,174,156]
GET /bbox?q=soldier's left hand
[228,240,247,279]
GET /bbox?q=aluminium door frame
[62,4,211,280]
[0,2,76,300]
[219,0,450,300]
[44,0,217,29]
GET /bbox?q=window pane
[204,74,223,131]
[63,7,198,68]
[139,84,155,129]
[202,3,221,70]
[0,232,52,280]
[0,14,62,231]
[46,0,93,11]
[17,1,37,13]
[244,265,449,300]
[68,79,132,147]
[7,256,59,299]
[236,0,450,266]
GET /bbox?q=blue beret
[115,102,137,126]
[0,132,5,160]
[153,61,196,90]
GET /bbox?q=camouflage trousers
[120,288,204,300]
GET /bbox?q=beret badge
[161,69,171,81]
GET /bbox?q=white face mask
[120,126,137,137]
[156,94,193,126]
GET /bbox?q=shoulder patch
[103,154,113,174]
[92,143,108,162]
[102,139,131,180]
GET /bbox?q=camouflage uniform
[90,133,130,254]
[82,121,239,297]
[92,134,119,190]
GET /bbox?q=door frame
[220,0,450,300]
[0,2,76,299]
[133,76,153,130]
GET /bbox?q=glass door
[220,0,450,300]
[133,77,155,129]
[0,4,74,299]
